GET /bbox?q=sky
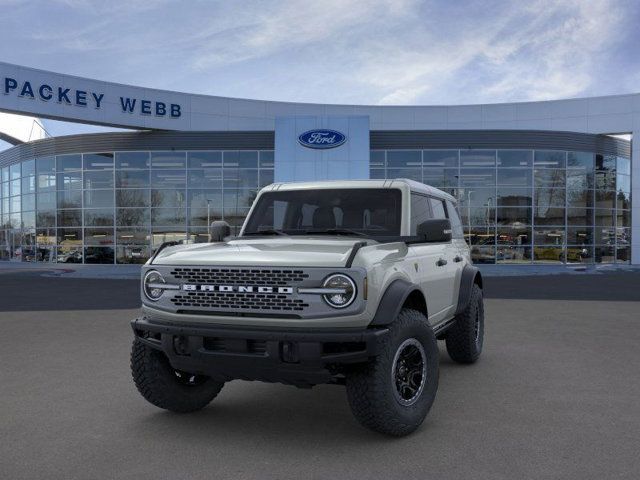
[1,0,639,148]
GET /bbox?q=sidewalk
[0,261,141,279]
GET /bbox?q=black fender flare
[370,279,425,326]
[454,264,482,316]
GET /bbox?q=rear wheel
[345,308,439,436]
[131,339,224,413]
[445,283,484,363]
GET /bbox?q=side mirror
[209,220,231,242]
[417,219,452,243]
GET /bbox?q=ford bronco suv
[131,179,484,436]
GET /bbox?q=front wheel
[345,309,439,436]
[131,339,224,413]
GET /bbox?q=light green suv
[131,179,484,436]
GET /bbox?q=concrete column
[631,119,639,265]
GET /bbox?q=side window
[446,200,465,239]
[410,193,432,234]
[429,197,447,219]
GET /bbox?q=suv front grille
[170,268,309,286]
[170,291,309,311]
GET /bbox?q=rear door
[428,196,459,319]
[409,193,452,323]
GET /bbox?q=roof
[263,178,456,203]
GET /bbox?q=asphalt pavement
[1,271,639,479]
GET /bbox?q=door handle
[454,255,463,263]
[436,258,447,267]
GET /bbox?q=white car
[130,179,484,436]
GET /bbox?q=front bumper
[131,317,389,387]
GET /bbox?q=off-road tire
[445,283,484,364]
[131,339,224,413]
[345,308,439,436]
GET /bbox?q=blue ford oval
[298,129,347,149]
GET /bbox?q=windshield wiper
[303,228,368,237]
[243,229,288,236]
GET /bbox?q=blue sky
[1,0,639,147]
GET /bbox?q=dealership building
[0,62,637,266]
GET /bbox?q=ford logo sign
[298,129,347,149]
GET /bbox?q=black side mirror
[417,219,452,243]
[209,220,231,242]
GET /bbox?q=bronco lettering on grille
[182,285,294,294]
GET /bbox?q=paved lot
[1,271,639,479]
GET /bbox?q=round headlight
[143,270,165,301]
[322,274,356,308]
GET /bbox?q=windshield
[242,188,402,237]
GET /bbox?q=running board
[433,318,456,337]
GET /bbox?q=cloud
[0,0,636,107]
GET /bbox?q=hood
[151,237,368,267]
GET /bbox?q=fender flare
[370,279,425,326]
[454,264,482,316]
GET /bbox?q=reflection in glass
[497,246,531,264]
[116,245,149,264]
[116,170,149,188]
[496,207,531,226]
[84,247,114,264]
[188,169,222,188]
[533,246,564,263]
[116,189,149,208]
[116,228,150,245]
[117,208,150,226]
[57,209,82,227]
[57,154,82,171]
[595,190,615,209]
[566,246,593,264]
[150,170,186,188]
[150,152,186,169]
[533,206,564,226]
[595,245,615,264]
[116,152,150,169]
[422,168,458,188]
[423,150,458,167]
[470,246,495,264]
[151,189,185,208]
[83,153,114,170]
[460,150,495,167]
[223,151,259,168]
[84,208,114,226]
[386,168,421,181]
[458,169,495,187]
[534,227,565,245]
[567,189,593,208]
[497,169,531,186]
[567,227,592,245]
[567,208,593,226]
[497,225,531,245]
[151,208,186,226]
[57,245,83,263]
[534,151,566,168]
[567,152,593,169]
[84,170,114,189]
[259,170,274,186]
[85,228,114,245]
[387,151,421,168]
[497,150,532,168]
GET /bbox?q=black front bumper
[131,317,389,387]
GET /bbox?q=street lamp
[207,199,211,242]
[467,190,474,240]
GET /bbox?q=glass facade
[0,147,631,266]
[371,149,631,264]
[0,150,274,264]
